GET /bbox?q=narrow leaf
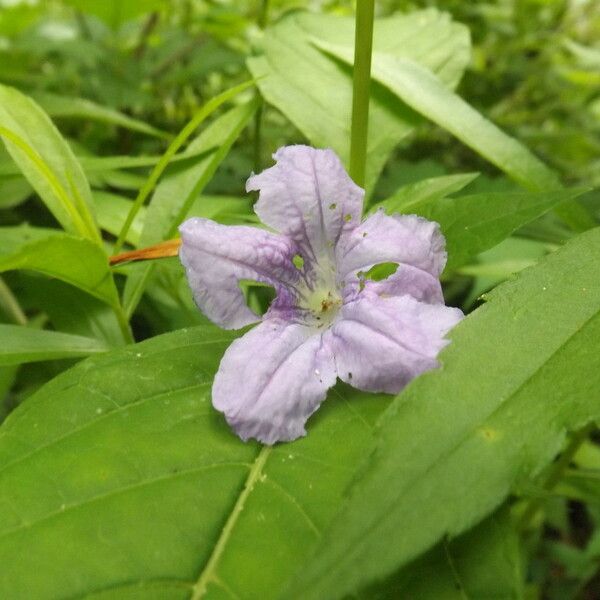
[369,172,479,214]
[121,98,258,317]
[415,187,589,270]
[114,80,255,252]
[0,85,100,241]
[0,325,109,366]
[32,93,170,139]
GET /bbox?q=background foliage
[0,0,599,598]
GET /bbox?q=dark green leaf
[0,326,390,598]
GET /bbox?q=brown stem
[109,239,182,266]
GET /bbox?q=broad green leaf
[0,326,390,598]
[369,172,479,214]
[291,226,600,599]
[122,99,258,317]
[248,9,470,193]
[0,325,109,366]
[0,177,31,209]
[0,227,120,309]
[414,188,588,270]
[32,93,170,139]
[365,508,523,599]
[0,85,100,241]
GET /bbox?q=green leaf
[291,226,600,599]
[18,278,126,349]
[0,326,390,598]
[121,98,258,318]
[0,227,120,309]
[0,85,100,242]
[32,93,170,140]
[62,0,164,26]
[314,40,597,231]
[248,9,470,194]
[369,172,479,214]
[365,508,523,599]
[314,41,556,190]
[0,325,109,366]
[114,80,255,252]
[415,188,588,270]
[94,191,256,246]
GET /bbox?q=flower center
[303,287,342,328]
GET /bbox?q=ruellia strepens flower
[179,145,463,444]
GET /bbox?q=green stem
[0,277,27,325]
[113,304,134,345]
[349,0,375,189]
[519,422,595,530]
[252,0,269,172]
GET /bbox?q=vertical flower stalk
[349,0,375,189]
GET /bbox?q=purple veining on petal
[247,145,364,263]
[179,218,302,330]
[179,145,463,444]
[213,318,336,444]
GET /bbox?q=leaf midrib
[191,446,272,599]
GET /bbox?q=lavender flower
[179,146,463,444]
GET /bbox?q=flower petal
[336,211,447,284]
[247,146,364,266]
[344,264,445,305]
[179,218,300,330]
[213,318,336,444]
[330,293,463,393]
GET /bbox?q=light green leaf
[122,98,258,318]
[291,226,600,599]
[0,85,100,241]
[415,188,588,270]
[314,41,558,188]
[0,227,120,309]
[0,326,390,598]
[248,9,470,194]
[314,40,597,230]
[369,172,479,214]
[0,325,109,366]
[32,93,170,140]
[62,0,164,26]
